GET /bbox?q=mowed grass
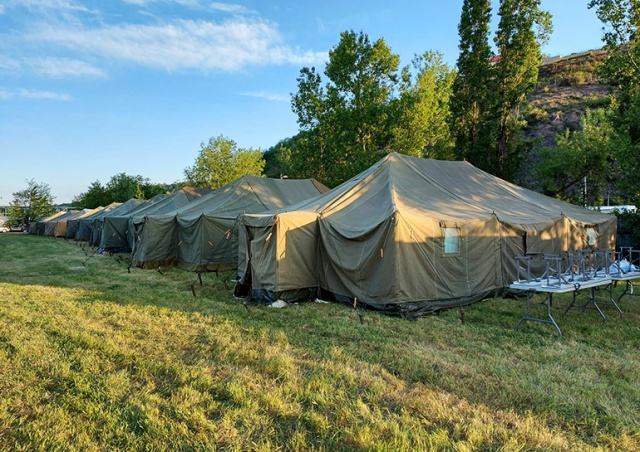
[0,234,638,450]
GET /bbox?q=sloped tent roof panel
[238,153,616,318]
[130,188,214,225]
[130,175,328,271]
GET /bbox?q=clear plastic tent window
[443,227,460,254]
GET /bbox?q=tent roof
[94,199,146,219]
[46,210,80,222]
[81,202,122,221]
[147,175,329,221]
[40,211,67,223]
[242,153,612,229]
[129,187,213,222]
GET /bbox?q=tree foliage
[73,181,110,209]
[589,0,640,203]
[392,51,456,159]
[492,0,552,181]
[183,135,265,189]
[286,30,455,187]
[73,175,171,209]
[532,109,616,205]
[450,0,495,166]
[451,0,551,181]
[7,179,56,226]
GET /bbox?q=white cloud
[29,19,327,72]
[0,56,20,71]
[210,2,254,15]
[123,0,213,7]
[3,0,93,13]
[242,91,289,102]
[0,88,71,100]
[24,57,106,78]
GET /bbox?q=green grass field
[0,234,638,450]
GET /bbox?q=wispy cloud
[0,88,71,100]
[24,57,107,78]
[3,0,94,14]
[242,91,289,102]
[28,19,327,72]
[210,2,255,15]
[125,0,198,6]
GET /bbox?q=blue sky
[1,0,606,203]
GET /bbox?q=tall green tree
[105,173,147,202]
[7,179,56,226]
[392,51,456,159]
[450,0,495,166]
[72,181,110,209]
[289,30,400,187]
[183,135,265,189]
[492,0,552,181]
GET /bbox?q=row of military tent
[234,153,617,318]
[27,178,329,276]
[27,153,616,319]
[31,188,214,248]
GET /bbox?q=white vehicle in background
[0,226,9,233]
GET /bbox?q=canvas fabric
[237,153,616,318]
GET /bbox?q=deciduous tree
[288,30,400,187]
[450,0,495,166]
[183,135,265,189]
[532,109,616,205]
[492,0,552,181]
[392,51,456,159]
[7,179,56,226]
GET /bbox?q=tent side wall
[176,215,238,272]
[131,216,180,268]
[100,217,132,251]
[318,213,503,317]
[236,212,320,302]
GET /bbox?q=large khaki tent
[236,153,616,318]
[131,175,328,272]
[98,194,167,251]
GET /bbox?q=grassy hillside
[0,234,639,450]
